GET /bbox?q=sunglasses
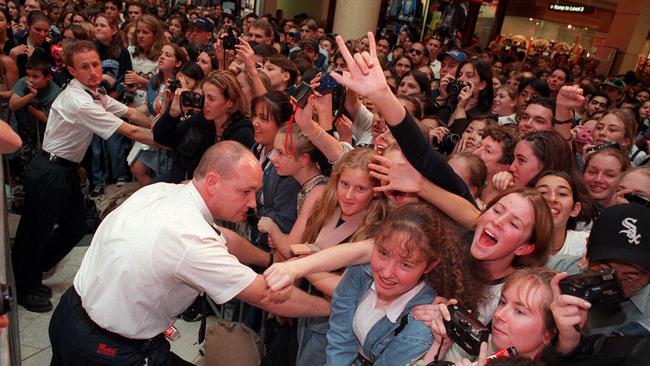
[409,48,423,56]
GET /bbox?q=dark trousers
[11,153,86,291]
[50,287,193,366]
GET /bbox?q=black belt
[72,289,163,350]
[356,353,373,366]
[40,150,78,169]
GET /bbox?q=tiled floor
[14,244,206,365]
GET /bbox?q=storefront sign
[548,4,595,14]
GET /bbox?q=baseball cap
[191,17,214,33]
[437,49,467,63]
[587,203,650,271]
[601,77,626,92]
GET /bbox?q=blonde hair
[302,148,387,243]
[132,14,166,61]
[502,267,558,337]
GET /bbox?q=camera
[435,132,460,154]
[289,82,314,109]
[446,79,469,97]
[559,269,625,304]
[180,91,204,110]
[167,77,181,93]
[223,27,239,50]
[444,304,490,356]
[0,284,12,315]
[315,72,340,95]
[585,141,620,153]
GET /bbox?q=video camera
[223,27,239,50]
[180,91,204,110]
[559,269,625,304]
[444,304,490,356]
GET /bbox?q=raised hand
[556,85,585,110]
[550,272,591,354]
[235,37,257,72]
[369,153,424,194]
[329,32,390,100]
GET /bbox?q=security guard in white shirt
[49,141,331,365]
[11,40,157,313]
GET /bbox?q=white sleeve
[57,97,122,140]
[352,105,374,146]
[102,95,129,118]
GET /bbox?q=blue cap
[192,17,214,32]
[437,49,467,63]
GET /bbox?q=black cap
[587,203,650,270]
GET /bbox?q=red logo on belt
[96,343,117,357]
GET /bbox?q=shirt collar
[187,182,214,224]
[370,281,426,323]
[629,284,650,314]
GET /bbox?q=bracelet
[553,117,573,125]
[304,124,323,139]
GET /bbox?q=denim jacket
[326,264,436,366]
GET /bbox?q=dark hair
[152,43,188,89]
[251,91,293,128]
[449,152,488,196]
[518,77,550,98]
[552,66,571,84]
[455,59,494,113]
[252,43,277,60]
[521,130,577,184]
[398,70,430,95]
[64,40,97,67]
[588,92,611,106]
[178,61,204,83]
[27,10,50,26]
[25,55,51,76]
[168,14,188,33]
[480,125,519,165]
[527,96,555,114]
[126,2,145,12]
[531,170,594,230]
[397,94,423,119]
[268,54,298,86]
[103,0,123,11]
[371,203,488,313]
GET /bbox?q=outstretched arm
[263,239,374,292]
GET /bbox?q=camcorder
[559,268,625,304]
[180,91,204,110]
[446,79,469,98]
[444,304,490,356]
[223,27,239,50]
[0,284,12,315]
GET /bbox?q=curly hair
[302,148,387,243]
[371,203,488,313]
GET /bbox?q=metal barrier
[0,155,21,365]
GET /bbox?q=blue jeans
[91,133,129,187]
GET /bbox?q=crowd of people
[1,0,650,365]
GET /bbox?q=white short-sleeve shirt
[42,79,126,162]
[74,182,257,339]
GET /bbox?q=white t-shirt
[74,182,257,339]
[42,79,126,162]
[555,230,589,257]
[353,105,374,146]
[128,46,158,107]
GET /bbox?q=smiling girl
[327,203,485,366]
[582,147,630,211]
